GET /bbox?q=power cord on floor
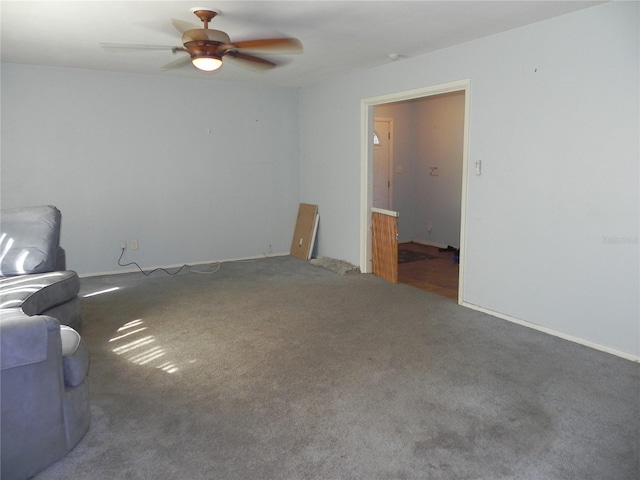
[190,263,222,274]
[117,248,221,276]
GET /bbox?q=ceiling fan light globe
[192,56,223,71]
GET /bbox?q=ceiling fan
[101,8,303,73]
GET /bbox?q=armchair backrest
[0,205,62,276]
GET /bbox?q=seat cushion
[0,271,79,315]
[63,337,89,388]
[0,205,61,276]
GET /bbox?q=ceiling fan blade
[224,51,276,71]
[172,19,199,34]
[161,55,192,71]
[100,43,177,51]
[232,37,303,55]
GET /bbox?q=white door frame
[360,79,471,304]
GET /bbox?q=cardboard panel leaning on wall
[290,203,318,260]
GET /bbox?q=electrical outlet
[130,240,139,250]
[427,222,433,233]
[121,241,127,249]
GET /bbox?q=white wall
[374,102,416,240]
[1,65,300,275]
[376,93,465,247]
[413,93,464,248]
[299,2,639,357]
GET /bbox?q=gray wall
[1,66,300,275]
[298,2,639,357]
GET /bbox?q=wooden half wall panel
[372,208,398,283]
[290,203,319,260]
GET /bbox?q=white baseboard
[461,301,640,363]
[79,252,290,278]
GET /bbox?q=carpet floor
[34,256,639,479]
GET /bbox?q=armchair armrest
[1,310,90,479]
[0,309,52,369]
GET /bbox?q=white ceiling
[1,1,604,87]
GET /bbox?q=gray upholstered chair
[1,310,90,479]
[0,205,90,479]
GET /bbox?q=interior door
[371,208,398,283]
[373,120,391,209]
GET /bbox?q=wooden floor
[397,242,459,301]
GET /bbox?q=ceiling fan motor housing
[182,29,231,45]
[182,29,232,60]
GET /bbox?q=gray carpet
[35,256,639,479]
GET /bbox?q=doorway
[373,119,392,210]
[360,80,470,304]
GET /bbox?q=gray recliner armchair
[0,205,90,479]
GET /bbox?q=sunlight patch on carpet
[83,287,120,298]
[109,319,179,374]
